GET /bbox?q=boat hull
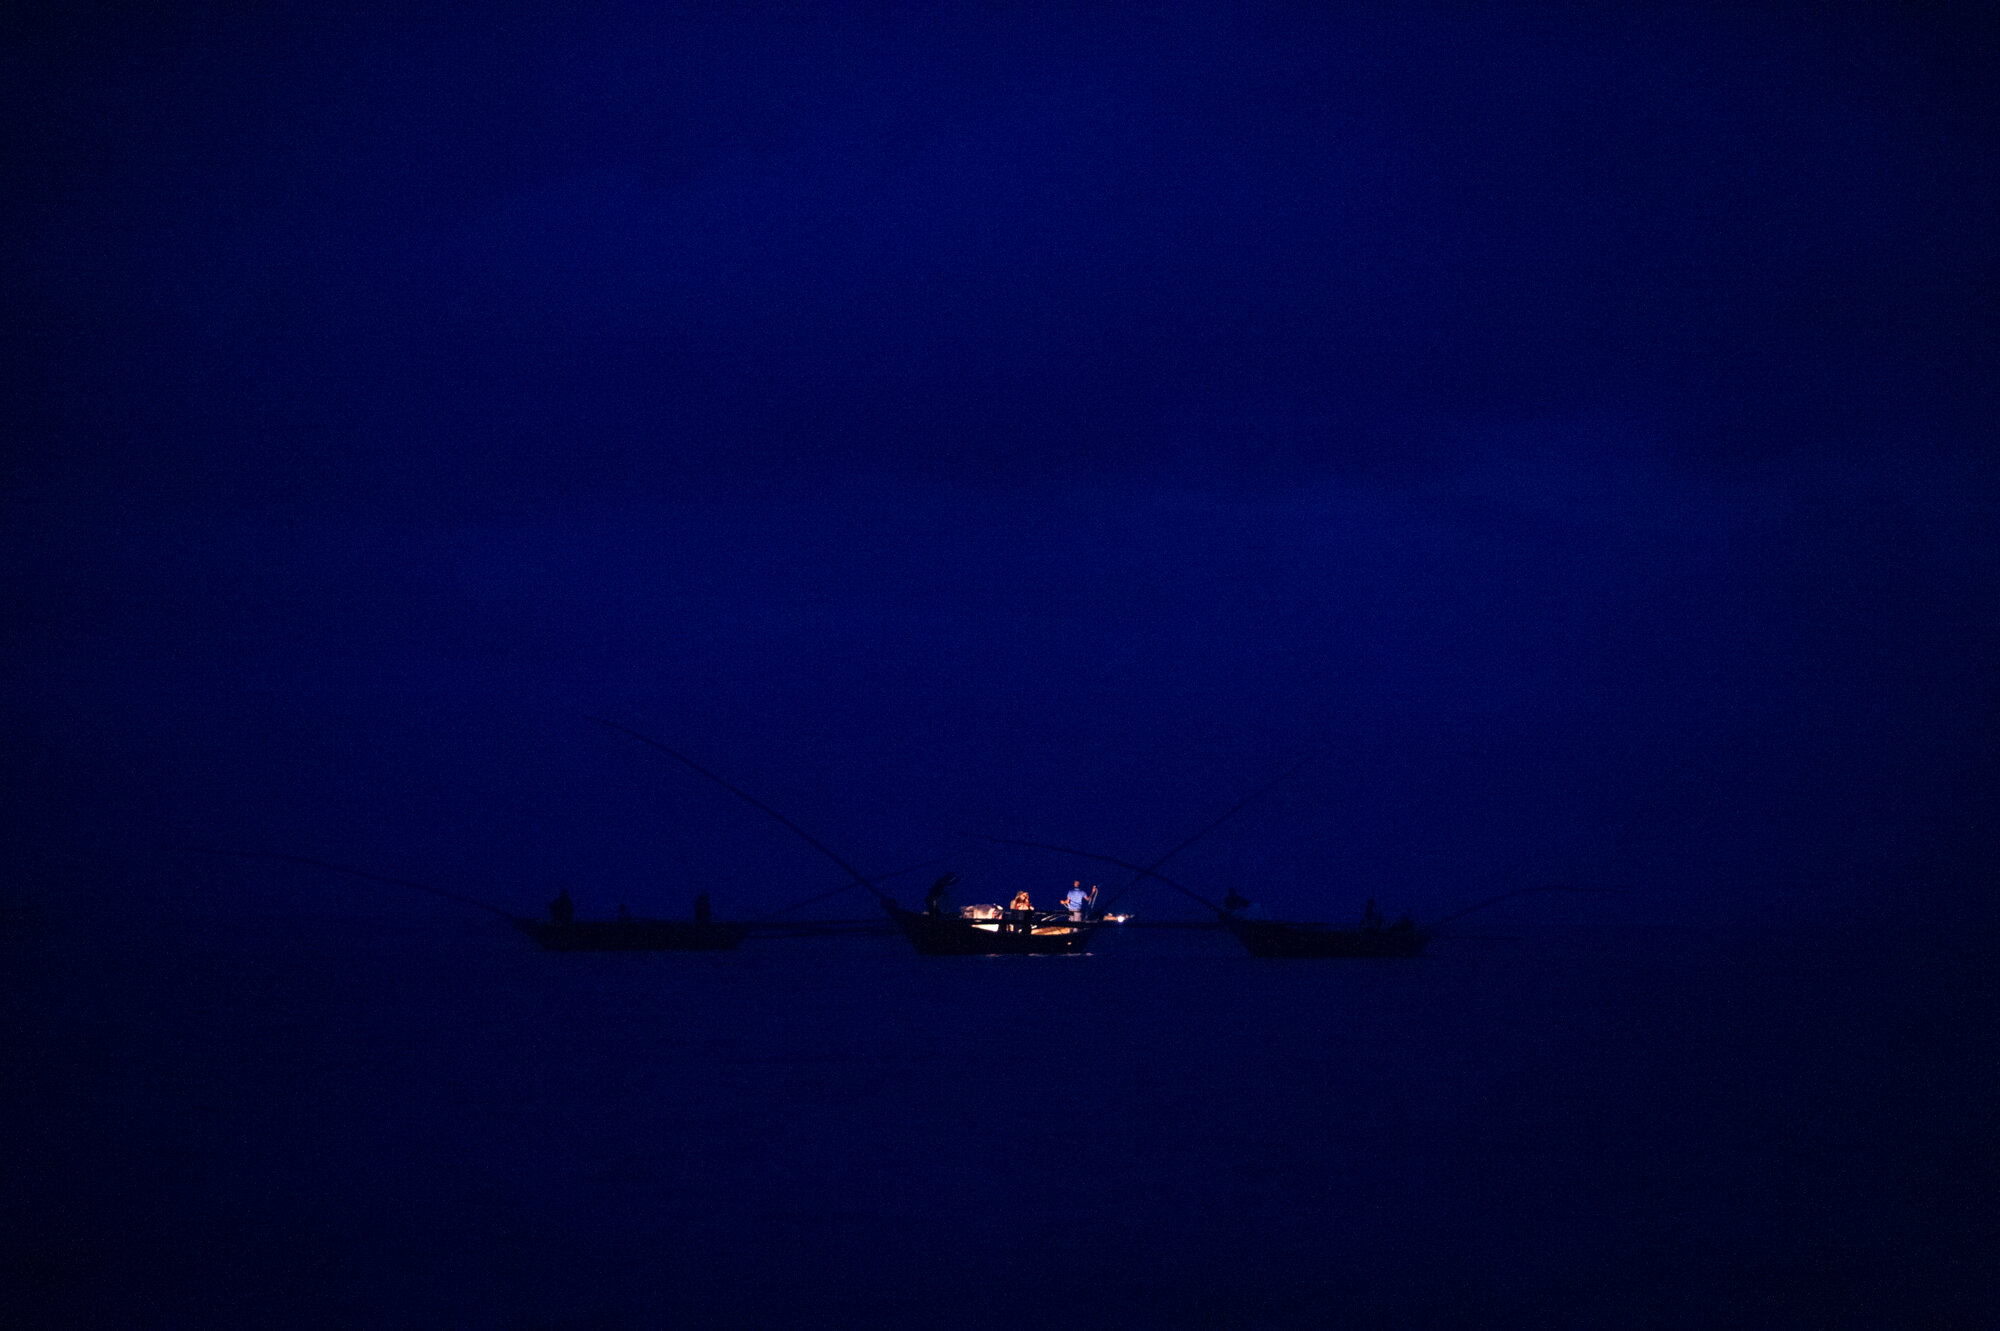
[887,905,1100,955]
[515,918,749,951]
[1224,918,1429,959]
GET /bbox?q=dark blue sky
[4,3,1995,926]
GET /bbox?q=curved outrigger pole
[585,717,1102,955]
[956,755,1310,919]
[582,715,895,908]
[1097,756,1310,913]
[957,836,1594,934]
[1419,884,1601,929]
[958,834,1226,915]
[760,852,959,920]
[960,830,1601,959]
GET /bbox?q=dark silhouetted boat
[187,848,758,953]
[965,835,1590,960]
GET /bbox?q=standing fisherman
[549,887,575,924]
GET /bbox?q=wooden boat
[885,903,1100,955]
[183,847,759,953]
[590,716,1092,957]
[965,835,1584,960]
[1221,915,1427,959]
[513,916,749,952]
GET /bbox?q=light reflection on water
[2,904,1989,1328]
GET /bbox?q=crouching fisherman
[1222,887,1268,919]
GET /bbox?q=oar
[177,846,524,920]
[583,715,896,908]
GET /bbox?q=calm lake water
[4,902,1992,1328]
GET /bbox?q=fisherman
[925,872,959,917]
[1062,881,1095,919]
[1223,887,1252,913]
[617,903,632,922]
[694,891,711,923]
[1390,909,1414,933]
[1362,898,1384,930]
[549,887,575,925]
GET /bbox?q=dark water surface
[5,903,1992,1328]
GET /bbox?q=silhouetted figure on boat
[1362,899,1384,931]
[1223,887,1252,913]
[1390,910,1414,933]
[925,873,958,917]
[1063,882,1095,919]
[617,903,631,923]
[694,892,711,923]
[549,887,575,925]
